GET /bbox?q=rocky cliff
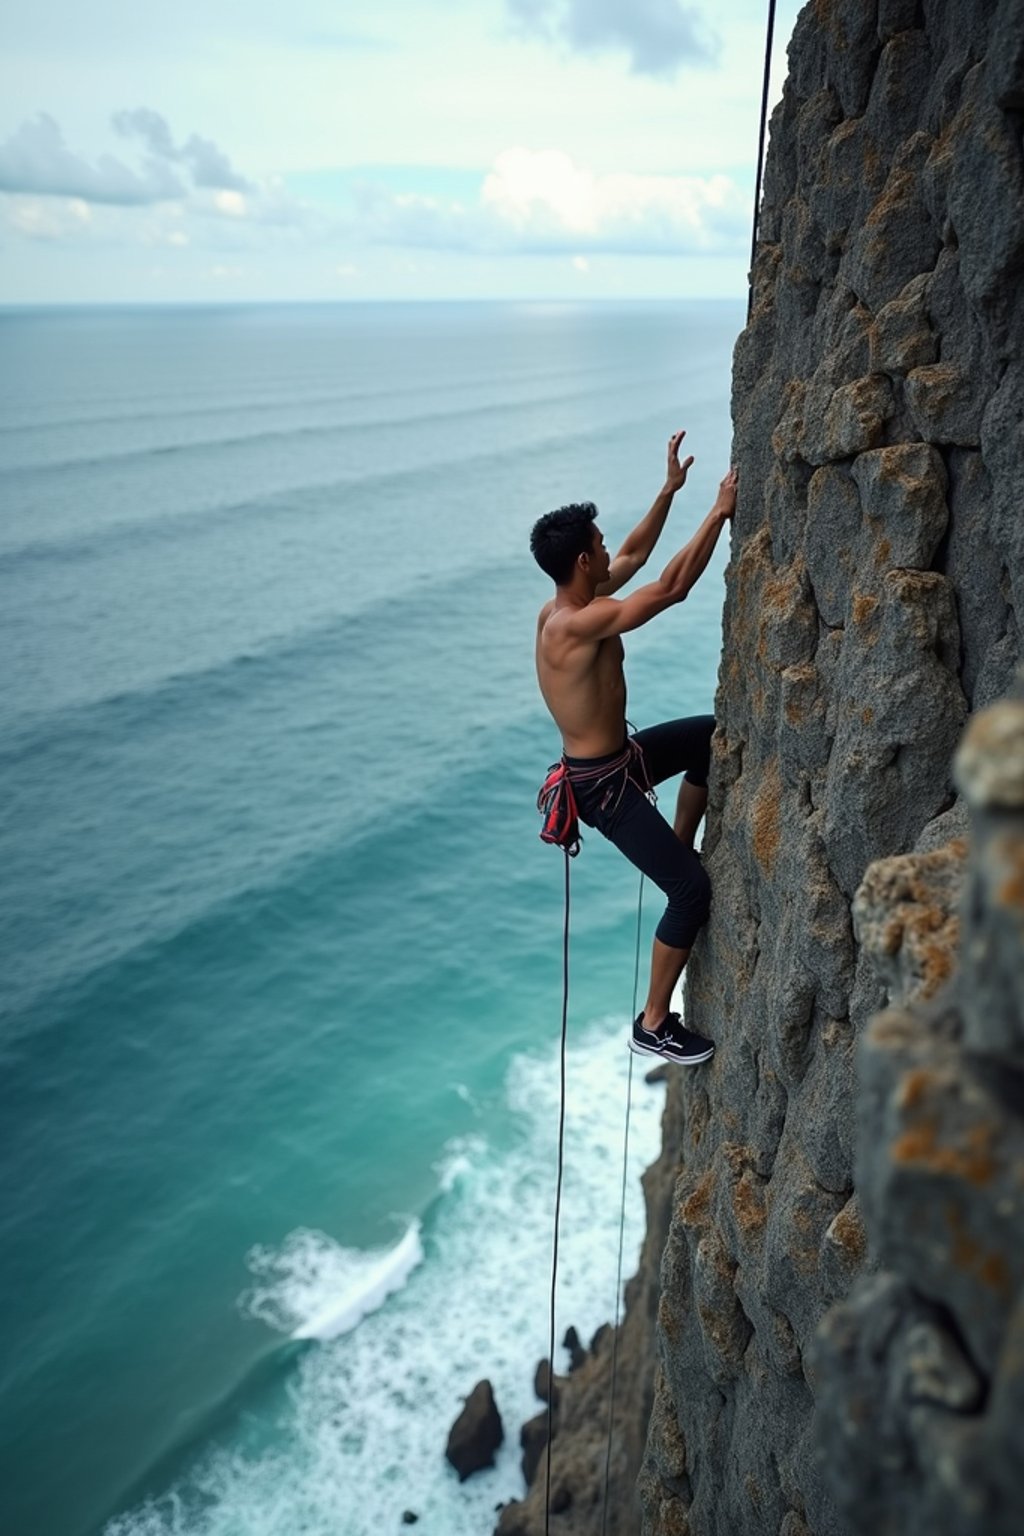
[639,0,1024,1531]
[500,1,1024,1532]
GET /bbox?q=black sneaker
[629,1012,715,1066]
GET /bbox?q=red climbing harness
[537,739,654,857]
[537,760,581,856]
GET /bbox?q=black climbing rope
[748,0,780,320]
[600,874,645,1536]
[544,848,571,1536]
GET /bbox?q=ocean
[0,299,741,1536]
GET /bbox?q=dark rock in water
[644,1063,670,1084]
[445,1379,504,1481]
[400,1514,418,1526]
[562,1325,586,1372]
[532,1357,558,1405]
[520,1409,548,1486]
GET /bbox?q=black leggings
[565,716,714,950]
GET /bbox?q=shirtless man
[531,430,738,1065]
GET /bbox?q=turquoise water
[0,300,740,1536]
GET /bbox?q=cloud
[0,111,254,209]
[348,149,747,257]
[4,195,94,240]
[506,0,719,76]
[0,114,184,204]
[113,109,251,191]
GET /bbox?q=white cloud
[506,0,719,76]
[0,113,184,204]
[349,148,747,256]
[113,108,251,191]
[5,193,93,239]
[213,189,247,218]
[0,111,254,209]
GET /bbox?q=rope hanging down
[543,857,646,1536]
[544,850,571,1536]
[600,875,644,1536]
[748,0,779,320]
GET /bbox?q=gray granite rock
[636,2,1024,1533]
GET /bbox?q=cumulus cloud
[113,108,251,191]
[0,110,253,207]
[0,114,184,204]
[507,0,719,76]
[349,149,746,257]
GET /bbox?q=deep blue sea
[0,300,740,1536]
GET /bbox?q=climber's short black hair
[530,501,599,586]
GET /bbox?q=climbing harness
[748,0,779,320]
[536,738,655,858]
[537,762,582,856]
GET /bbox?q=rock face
[811,692,1024,1535]
[636,2,1024,1533]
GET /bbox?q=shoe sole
[628,1037,715,1066]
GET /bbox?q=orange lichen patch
[851,591,879,625]
[680,1170,714,1228]
[995,832,1024,910]
[732,525,775,644]
[830,1203,867,1264]
[907,362,964,408]
[658,1292,682,1345]
[947,1204,1013,1298]
[920,938,956,991]
[654,1497,692,1536]
[862,706,875,726]
[865,168,916,227]
[886,568,947,601]
[875,537,892,567]
[892,1116,996,1187]
[897,1067,940,1112]
[751,758,783,874]
[732,1173,767,1237]
[762,561,805,617]
[745,1476,763,1512]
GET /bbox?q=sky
[0,0,805,304]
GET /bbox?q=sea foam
[104,1017,665,1536]
[241,1223,425,1342]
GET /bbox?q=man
[531,430,737,1066]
